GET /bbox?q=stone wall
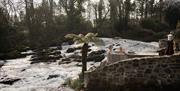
[109,54,156,63]
[86,54,180,91]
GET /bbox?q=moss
[64,78,84,91]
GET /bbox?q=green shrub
[152,32,167,41]
[140,18,169,32]
[140,18,155,29]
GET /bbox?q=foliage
[0,7,27,59]
[1,0,179,59]
[164,1,180,29]
[140,18,169,32]
[65,33,104,46]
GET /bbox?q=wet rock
[87,50,106,62]
[76,63,82,67]
[47,74,59,80]
[66,45,91,53]
[69,54,81,59]
[116,44,121,46]
[30,54,62,64]
[21,69,26,72]
[69,54,81,62]
[68,41,74,45]
[74,47,82,50]
[72,59,81,62]
[48,50,61,55]
[61,58,71,62]
[58,61,72,65]
[87,55,105,62]
[58,58,72,65]
[0,77,20,85]
[88,49,92,52]
[66,48,76,53]
[58,46,62,50]
[0,60,6,67]
[128,51,136,55]
[80,49,92,53]
[88,50,106,57]
[30,47,63,64]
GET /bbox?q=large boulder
[30,54,62,64]
[47,74,59,80]
[58,58,72,65]
[88,50,106,57]
[66,48,76,53]
[68,54,82,62]
[87,55,105,62]
[87,50,106,62]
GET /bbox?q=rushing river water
[0,55,99,91]
[0,38,159,91]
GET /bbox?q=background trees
[0,0,180,59]
[0,7,26,59]
[164,1,180,29]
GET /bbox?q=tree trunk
[124,0,130,31]
[144,0,148,19]
[81,43,88,81]
[159,0,163,22]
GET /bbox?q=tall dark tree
[149,0,155,17]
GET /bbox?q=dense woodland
[0,0,180,59]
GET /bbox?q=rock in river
[0,77,21,85]
[0,60,6,67]
[87,50,106,62]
